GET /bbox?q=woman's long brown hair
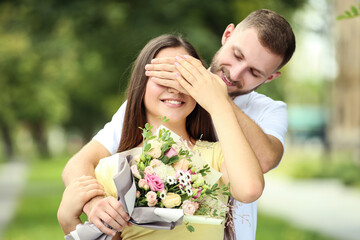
[118,34,216,152]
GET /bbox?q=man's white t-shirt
[93,91,288,240]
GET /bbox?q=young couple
[58,9,295,240]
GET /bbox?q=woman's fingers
[90,215,117,237]
[88,197,130,235]
[108,197,130,227]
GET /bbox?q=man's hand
[145,57,189,94]
[57,176,105,234]
[173,55,230,115]
[87,196,131,237]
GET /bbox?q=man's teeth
[224,74,231,84]
[164,100,182,104]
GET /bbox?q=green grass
[257,213,335,240]
[3,154,337,240]
[3,156,68,240]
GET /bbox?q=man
[62,9,295,239]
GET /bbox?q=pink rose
[131,165,141,179]
[165,147,177,158]
[138,179,149,190]
[182,200,198,215]
[146,191,158,207]
[145,174,164,192]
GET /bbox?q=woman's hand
[57,175,105,234]
[88,196,132,236]
[173,55,230,115]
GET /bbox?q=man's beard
[209,50,258,98]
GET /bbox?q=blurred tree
[330,0,360,159]
[0,0,305,159]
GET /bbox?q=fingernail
[184,55,190,59]
[175,56,181,61]
[145,71,150,75]
[175,73,180,78]
[145,64,150,70]
[174,62,180,67]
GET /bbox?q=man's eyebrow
[235,47,266,77]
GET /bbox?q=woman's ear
[221,24,235,45]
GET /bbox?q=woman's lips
[161,99,184,107]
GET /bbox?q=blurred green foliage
[336,3,360,20]
[276,150,360,188]
[0,0,306,159]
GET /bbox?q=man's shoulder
[248,91,286,106]
[233,91,286,110]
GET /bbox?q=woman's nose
[167,87,180,94]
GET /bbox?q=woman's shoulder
[194,140,219,149]
[194,140,222,156]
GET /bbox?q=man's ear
[265,71,281,83]
[221,24,235,45]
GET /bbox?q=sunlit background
[0,0,359,239]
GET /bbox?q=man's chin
[228,89,253,98]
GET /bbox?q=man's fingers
[150,57,175,64]
[87,188,105,200]
[150,77,189,95]
[145,70,177,80]
[175,73,194,94]
[145,63,176,72]
[175,56,205,81]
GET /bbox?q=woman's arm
[174,55,264,203]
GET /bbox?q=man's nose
[230,63,246,81]
[167,87,180,94]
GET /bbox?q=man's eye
[234,53,241,60]
[251,71,260,78]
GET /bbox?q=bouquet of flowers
[130,120,230,231]
[65,120,230,240]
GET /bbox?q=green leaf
[186,224,195,232]
[336,15,346,20]
[144,143,151,152]
[161,143,171,153]
[167,155,179,165]
[160,155,169,164]
[351,5,359,16]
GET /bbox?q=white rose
[147,140,162,158]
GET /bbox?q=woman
[58,34,264,240]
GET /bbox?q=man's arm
[62,140,111,187]
[229,100,283,173]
